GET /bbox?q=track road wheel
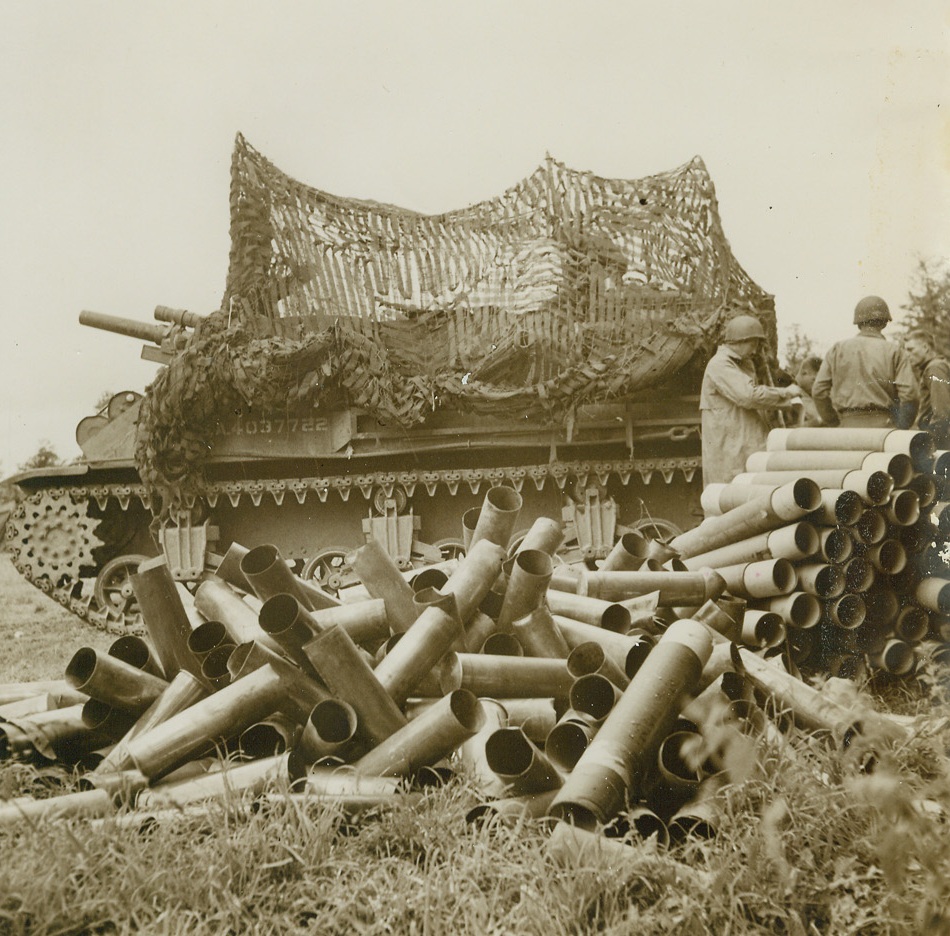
[94,554,149,622]
[301,547,353,595]
[631,517,682,543]
[434,538,466,562]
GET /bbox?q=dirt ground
[0,554,113,683]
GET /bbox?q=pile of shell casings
[1,428,944,849]
[674,427,949,680]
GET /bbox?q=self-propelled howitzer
[4,135,775,633]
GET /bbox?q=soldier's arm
[708,359,796,413]
[893,350,919,429]
[810,355,839,426]
[928,358,950,420]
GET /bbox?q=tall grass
[3,685,949,935]
[1,557,949,934]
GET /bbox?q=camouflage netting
[136,133,774,515]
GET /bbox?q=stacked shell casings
[677,427,948,678]
[0,477,932,835]
[0,485,717,836]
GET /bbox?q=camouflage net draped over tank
[135,134,774,515]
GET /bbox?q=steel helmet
[723,315,766,343]
[853,295,891,325]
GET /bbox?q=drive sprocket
[7,490,101,589]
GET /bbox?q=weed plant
[2,670,949,936]
[1,557,948,934]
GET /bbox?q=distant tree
[899,257,950,348]
[782,324,819,376]
[95,389,114,411]
[18,442,63,472]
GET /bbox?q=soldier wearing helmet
[700,314,802,485]
[811,296,918,429]
[902,329,950,447]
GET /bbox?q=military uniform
[700,345,794,485]
[915,352,950,447]
[811,332,918,428]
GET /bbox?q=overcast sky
[1,1,947,475]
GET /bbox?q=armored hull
[5,136,775,632]
[7,386,703,632]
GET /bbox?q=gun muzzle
[79,310,169,345]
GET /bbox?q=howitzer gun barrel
[79,310,169,345]
[153,305,205,328]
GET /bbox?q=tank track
[6,455,700,637]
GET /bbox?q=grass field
[1,556,949,935]
[0,555,113,683]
